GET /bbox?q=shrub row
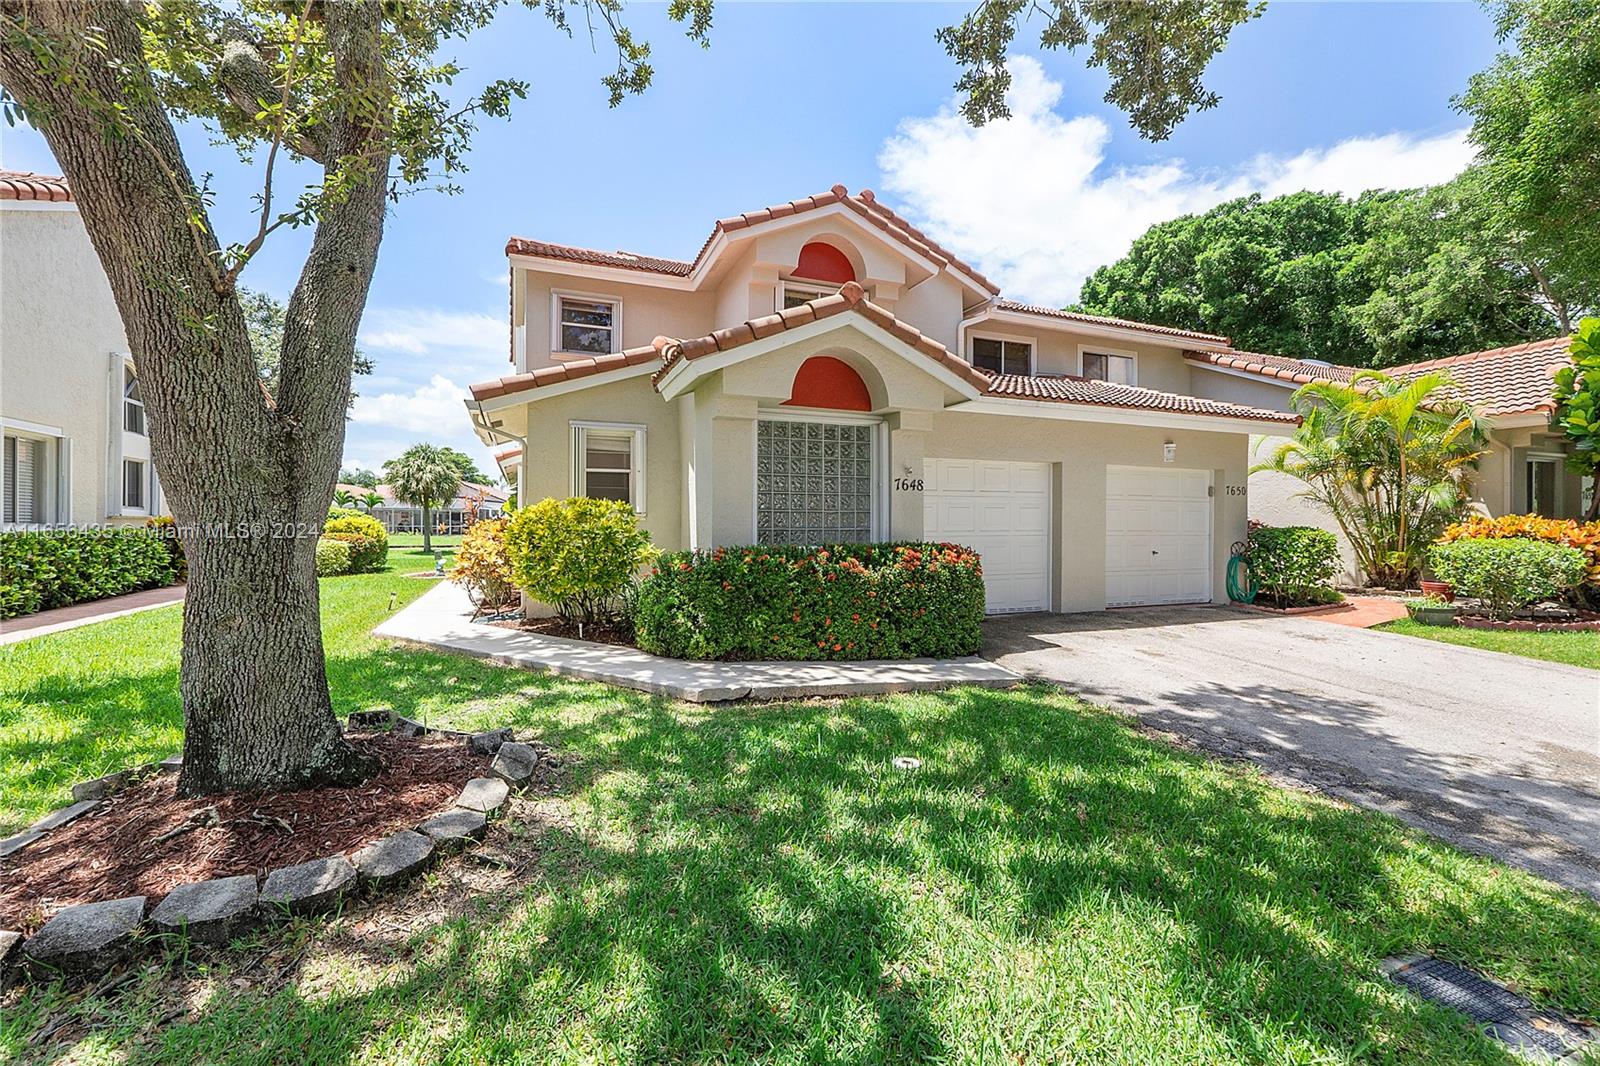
[1244,525,1342,608]
[1429,539,1586,620]
[322,512,389,573]
[1437,514,1600,588]
[633,542,986,661]
[1,529,178,618]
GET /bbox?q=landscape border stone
[2,722,532,987]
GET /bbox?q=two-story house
[1,170,165,528]
[466,184,1301,614]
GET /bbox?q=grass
[4,571,1600,1063]
[1378,617,1599,670]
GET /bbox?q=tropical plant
[1553,318,1600,518]
[360,491,386,513]
[1254,370,1489,587]
[332,488,354,509]
[322,513,389,573]
[339,467,379,489]
[383,445,463,554]
[503,498,655,626]
[451,517,518,612]
[1242,526,1342,609]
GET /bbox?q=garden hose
[1226,554,1258,604]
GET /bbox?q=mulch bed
[0,734,488,934]
[489,616,636,648]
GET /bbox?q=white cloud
[359,307,505,359]
[350,373,469,434]
[877,56,1476,307]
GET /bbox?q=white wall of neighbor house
[0,204,154,526]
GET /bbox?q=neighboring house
[339,482,509,535]
[1,170,166,528]
[466,183,1301,614]
[1185,338,1584,580]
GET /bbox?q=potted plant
[1419,578,1455,602]
[1404,597,1457,626]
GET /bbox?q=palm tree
[1254,369,1488,587]
[383,444,463,554]
[360,491,385,513]
[332,488,354,509]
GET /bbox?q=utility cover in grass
[1384,955,1595,1060]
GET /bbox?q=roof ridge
[1385,335,1572,373]
[994,300,1231,346]
[0,170,72,203]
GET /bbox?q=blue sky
[0,1,1501,478]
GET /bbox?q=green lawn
[4,570,1600,1063]
[1378,617,1599,670]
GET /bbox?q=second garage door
[1105,466,1213,607]
[924,459,1050,613]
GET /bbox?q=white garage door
[1105,466,1213,607]
[924,459,1050,614]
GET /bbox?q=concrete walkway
[375,581,1019,702]
[985,606,1600,899]
[1,584,186,646]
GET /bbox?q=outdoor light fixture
[1163,441,1177,463]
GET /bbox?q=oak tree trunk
[1,1,387,794]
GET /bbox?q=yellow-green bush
[504,497,655,624]
[323,512,388,572]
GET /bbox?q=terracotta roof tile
[506,184,1001,295]
[468,342,666,401]
[996,301,1230,345]
[985,374,1300,423]
[0,170,72,202]
[1186,336,1571,417]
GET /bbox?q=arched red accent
[783,356,872,412]
[793,242,856,285]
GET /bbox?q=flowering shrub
[1428,539,1586,620]
[451,516,517,609]
[1243,525,1342,608]
[323,512,388,572]
[1437,514,1600,589]
[315,538,353,577]
[0,529,177,618]
[633,542,986,661]
[504,497,656,624]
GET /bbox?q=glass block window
[756,419,875,545]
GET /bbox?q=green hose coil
[1226,554,1258,604]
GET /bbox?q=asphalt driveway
[984,607,1600,898]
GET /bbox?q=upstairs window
[554,294,618,354]
[780,282,836,310]
[123,458,147,511]
[1082,350,1136,385]
[971,336,1032,376]
[123,364,146,435]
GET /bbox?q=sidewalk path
[1,585,186,646]
[375,581,1018,702]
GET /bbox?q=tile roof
[492,446,521,463]
[0,170,72,202]
[1185,349,1360,385]
[985,374,1300,423]
[1185,337,1571,417]
[505,184,1000,295]
[995,301,1231,345]
[472,283,1300,426]
[650,280,991,392]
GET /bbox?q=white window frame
[570,420,646,513]
[969,330,1035,377]
[776,278,840,312]
[1078,344,1138,385]
[1524,451,1565,515]
[751,408,887,544]
[1,419,70,527]
[122,457,149,514]
[123,363,147,436]
[550,289,621,356]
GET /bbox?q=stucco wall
[1,205,129,524]
[517,269,715,374]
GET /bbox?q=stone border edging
[0,713,538,989]
[1455,615,1600,633]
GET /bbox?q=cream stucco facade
[471,186,1296,614]
[1,195,163,528]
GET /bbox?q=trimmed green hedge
[1244,525,1342,608]
[633,542,986,661]
[315,538,353,577]
[1429,538,1586,620]
[1,528,178,619]
[323,512,388,572]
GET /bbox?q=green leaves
[1553,319,1600,497]
[503,497,655,625]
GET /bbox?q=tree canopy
[1074,180,1568,367]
